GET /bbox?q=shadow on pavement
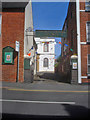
[2,104,89,120]
[62,104,89,118]
[37,72,70,83]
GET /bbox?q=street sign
[35,30,67,38]
[16,41,20,52]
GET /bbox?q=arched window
[43,58,48,67]
[44,43,49,52]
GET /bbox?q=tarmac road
[0,81,90,119]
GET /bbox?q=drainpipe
[76,0,81,84]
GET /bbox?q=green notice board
[4,52,13,63]
[2,46,14,65]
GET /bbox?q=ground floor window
[43,58,48,67]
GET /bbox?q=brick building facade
[80,1,90,83]
[0,1,29,82]
[56,1,90,84]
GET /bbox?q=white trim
[79,10,85,12]
[80,42,87,45]
[76,1,82,84]
[0,99,75,105]
[81,76,88,79]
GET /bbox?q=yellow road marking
[0,87,89,93]
[7,88,90,93]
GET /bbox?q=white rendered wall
[39,55,55,72]
[35,38,55,55]
[35,38,55,72]
[37,42,55,55]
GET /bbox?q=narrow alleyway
[34,72,70,84]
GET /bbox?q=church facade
[35,38,55,73]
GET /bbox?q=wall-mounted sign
[35,30,67,38]
[15,41,20,52]
[4,52,13,63]
[2,46,14,65]
[72,62,77,69]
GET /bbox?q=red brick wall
[80,2,90,83]
[2,9,25,82]
[57,3,77,72]
[56,2,90,83]
[67,2,77,54]
[81,45,88,76]
[80,1,85,10]
[55,2,77,81]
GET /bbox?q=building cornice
[1,0,29,8]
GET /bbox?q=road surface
[0,81,89,119]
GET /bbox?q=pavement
[0,72,89,92]
[0,80,89,92]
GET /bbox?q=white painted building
[24,0,34,61]
[35,38,55,73]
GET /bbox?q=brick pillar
[71,70,78,84]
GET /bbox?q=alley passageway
[34,72,70,84]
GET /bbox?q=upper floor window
[85,0,90,11]
[86,22,90,43]
[44,43,49,52]
[43,58,48,67]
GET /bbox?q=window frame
[85,0,90,12]
[87,54,90,77]
[43,43,49,52]
[86,21,90,43]
[43,58,48,67]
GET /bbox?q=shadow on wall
[2,104,89,119]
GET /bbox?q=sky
[32,2,69,58]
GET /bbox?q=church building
[35,37,55,73]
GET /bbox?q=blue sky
[32,2,69,58]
